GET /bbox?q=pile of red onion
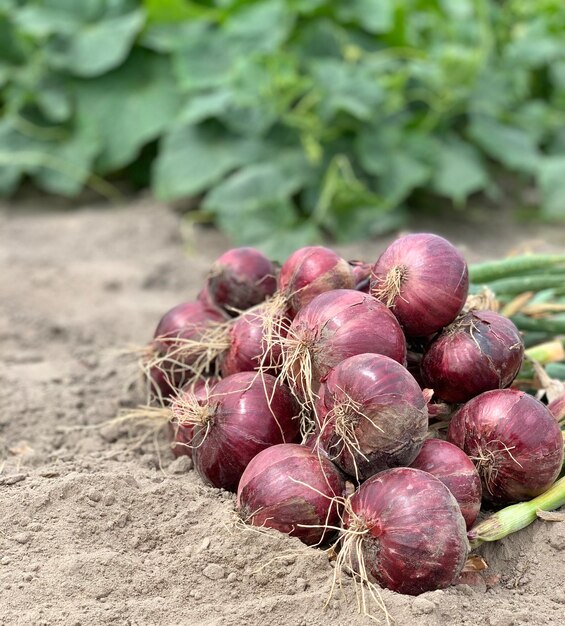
[136,234,565,608]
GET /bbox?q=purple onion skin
[278,246,355,316]
[288,290,407,397]
[237,444,345,545]
[370,233,469,337]
[315,354,427,480]
[152,300,226,354]
[410,439,482,529]
[219,307,285,377]
[191,372,301,492]
[349,260,372,293]
[447,389,564,504]
[169,378,219,459]
[207,247,277,314]
[345,468,468,596]
[421,311,524,404]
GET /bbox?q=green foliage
[1,0,565,258]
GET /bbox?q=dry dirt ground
[1,196,565,626]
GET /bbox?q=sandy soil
[1,196,564,626]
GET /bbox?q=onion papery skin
[447,389,564,504]
[278,246,355,316]
[207,247,277,314]
[219,307,285,377]
[286,290,407,398]
[548,394,565,421]
[410,439,482,528]
[349,260,372,293]
[421,311,524,404]
[189,372,301,492]
[315,354,427,480]
[169,378,219,459]
[345,467,468,596]
[236,443,345,545]
[152,300,227,355]
[370,233,469,337]
[149,301,226,394]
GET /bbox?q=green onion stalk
[467,475,565,549]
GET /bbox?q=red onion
[175,372,300,491]
[169,378,219,458]
[342,468,468,595]
[207,247,277,314]
[421,311,524,403]
[349,260,372,293]
[370,233,469,336]
[219,306,286,377]
[315,354,427,480]
[147,300,226,397]
[447,389,564,503]
[152,300,226,355]
[236,443,345,545]
[284,290,406,401]
[278,246,354,316]
[410,439,482,529]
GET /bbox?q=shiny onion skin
[152,300,226,355]
[278,246,355,316]
[286,290,406,398]
[421,311,524,403]
[236,443,345,545]
[219,307,285,377]
[344,468,468,595]
[149,301,226,396]
[207,247,277,314]
[370,233,469,337]
[188,372,301,492]
[169,378,219,459]
[447,389,564,504]
[410,439,482,529]
[315,354,427,480]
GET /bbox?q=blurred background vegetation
[1,0,565,257]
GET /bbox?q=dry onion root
[276,290,407,431]
[314,353,428,482]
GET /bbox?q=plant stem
[469,255,565,283]
[486,275,565,296]
[468,476,565,549]
[512,315,565,334]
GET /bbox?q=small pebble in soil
[227,573,237,583]
[198,537,211,552]
[296,578,308,592]
[86,490,102,502]
[102,494,115,506]
[1,557,11,565]
[412,597,435,615]
[202,564,225,580]
[14,532,31,544]
[168,456,193,474]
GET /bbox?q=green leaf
[0,118,100,197]
[311,59,384,122]
[178,90,233,126]
[381,152,431,204]
[152,123,262,200]
[469,116,541,173]
[203,152,311,213]
[36,85,72,123]
[538,156,565,219]
[46,10,145,77]
[74,49,180,172]
[143,0,216,23]
[32,123,100,196]
[432,138,488,203]
[225,0,293,53]
[336,0,394,34]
